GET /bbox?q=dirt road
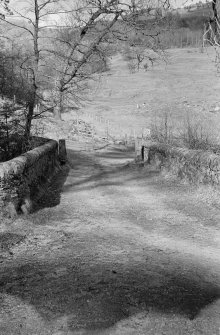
[0,144,220,335]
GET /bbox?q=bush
[151,113,176,144]
[150,113,215,151]
[0,100,24,161]
[181,118,213,150]
[87,51,110,74]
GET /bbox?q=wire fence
[79,111,151,145]
[67,110,151,156]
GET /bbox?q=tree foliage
[0,99,24,161]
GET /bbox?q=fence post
[107,120,110,140]
[92,125,95,149]
[124,133,128,146]
[133,128,136,140]
[59,139,67,164]
[180,34,183,48]
[135,137,138,158]
[141,130,144,146]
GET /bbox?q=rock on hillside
[32,115,94,141]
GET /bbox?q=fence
[54,108,152,152]
[77,110,151,146]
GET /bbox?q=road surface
[0,143,220,334]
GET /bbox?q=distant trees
[171,12,210,31]
[122,34,161,73]
[120,4,212,56]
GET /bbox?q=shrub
[150,113,176,144]
[0,100,24,161]
[150,113,216,151]
[181,118,213,150]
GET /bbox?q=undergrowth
[150,112,217,152]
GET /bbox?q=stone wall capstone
[138,142,220,185]
[0,139,60,216]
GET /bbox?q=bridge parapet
[136,141,220,185]
[0,138,62,217]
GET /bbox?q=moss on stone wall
[139,142,220,185]
[0,139,60,217]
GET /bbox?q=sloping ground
[32,115,94,141]
[0,144,220,334]
[33,48,220,145]
[75,48,220,142]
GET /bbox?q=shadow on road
[58,148,133,192]
[1,146,220,334]
[0,246,219,333]
[32,164,70,213]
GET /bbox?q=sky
[4,0,209,26]
[9,0,208,11]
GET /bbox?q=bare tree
[203,0,220,71]
[0,0,65,142]
[0,0,172,137]
[122,31,164,73]
[212,0,220,34]
[49,0,171,117]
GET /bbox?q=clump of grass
[150,112,180,145]
[150,112,217,152]
[181,117,213,150]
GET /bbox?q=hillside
[65,48,220,144]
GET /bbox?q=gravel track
[0,144,220,334]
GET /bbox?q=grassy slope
[72,48,220,142]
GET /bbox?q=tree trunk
[54,105,62,120]
[53,90,63,120]
[23,101,35,148]
[212,0,220,36]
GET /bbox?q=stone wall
[139,141,220,185]
[0,139,60,216]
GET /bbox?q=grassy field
[69,47,220,143]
